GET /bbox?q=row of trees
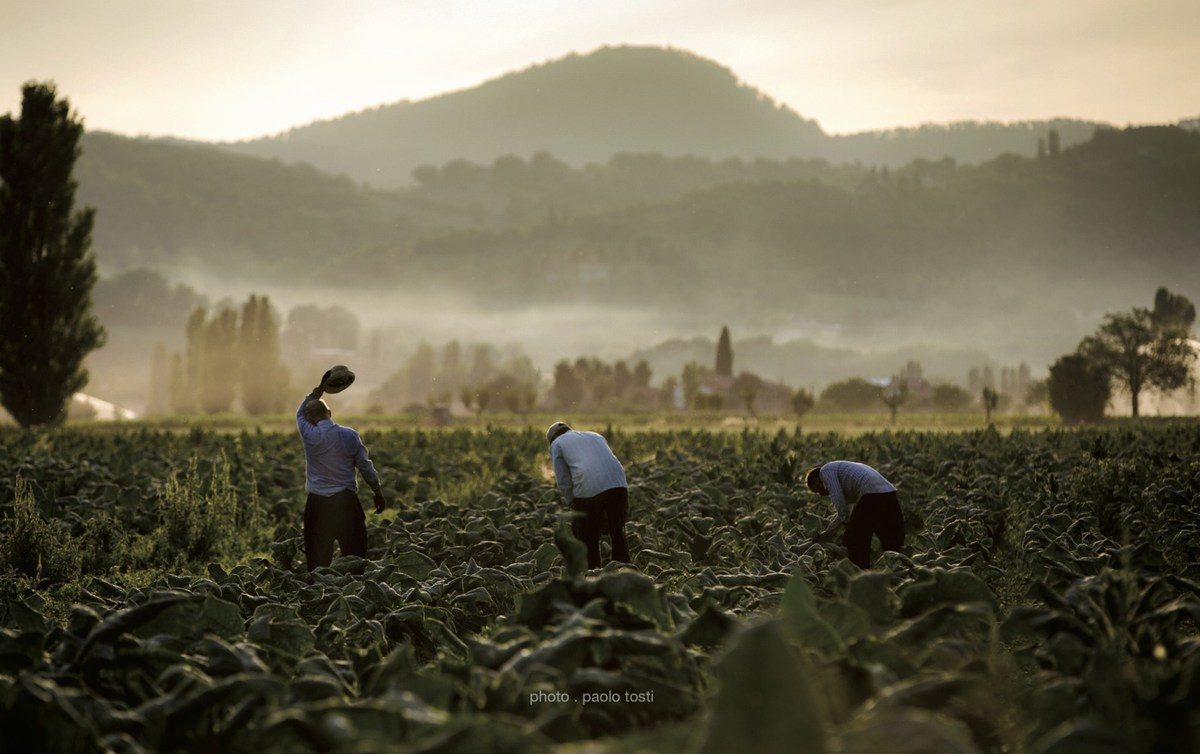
[551,357,655,409]
[365,341,540,414]
[148,295,291,415]
[1048,288,1196,422]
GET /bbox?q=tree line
[147,295,292,416]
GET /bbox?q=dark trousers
[303,489,367,571]
[843,491,905,569]
[572,487,631,570]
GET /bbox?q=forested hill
[78,125,1200,363]
[392,126,1200,359]
[75,132,437,279]
[221,46,825,188]
[218,46,1108,187]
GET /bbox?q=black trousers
[572,487,631,570]
[303,489,367,571]
[843,490,905,569]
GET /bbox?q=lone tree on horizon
[0,82,105,427]
[882,381,908,425]
[982,386,1000,425]
[715,325,733,377]
[1080,303,1194,418]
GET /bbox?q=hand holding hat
[319,365,356,394]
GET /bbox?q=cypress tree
[716,326,733,377]
[0,82,105,426]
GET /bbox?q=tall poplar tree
[715,326,733,377]
[0,82,105,426]
[239,294,289,415]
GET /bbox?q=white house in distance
[1108,339,1200,417]
[71,393,138,421]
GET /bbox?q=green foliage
[1151,286,1196,332]
[699,620,828,754]
[154,454,254,566]
[1048,354,1110,423]
[820,378,883,412]
[882,382,909,423]
[239,294,291,414]
[981,387,1000,424]
[0,82,105,427]
[931,383,972,412]
[1080,306,1196,417]
[169,295,291,415]
[792,387,816,419]
[76,510,129,574]
[715,326,733,377]
[0,476,80,586]
[552,357,656,410]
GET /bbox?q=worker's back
[552,430,627,499]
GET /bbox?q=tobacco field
[1,424,1199,753]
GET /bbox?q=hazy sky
[2,0,1197,140]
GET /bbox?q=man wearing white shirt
[547,421,631,569]
[806,460,905,568]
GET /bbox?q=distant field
[62,410,1060,435]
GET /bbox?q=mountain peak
[224,45,826,187]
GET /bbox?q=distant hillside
[74,125,1200,368]
[219,45,1117,187]
[75,130,874,275]
[223,46,826,188]
[826,119,1100,165]
[398,126,1200,363]
[75,132,449,279]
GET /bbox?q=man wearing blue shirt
[297,371,386,570]
[548,421,631,569]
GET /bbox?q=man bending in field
[297,367,387,571]
[806,461,904,569]
[548,422,632,570]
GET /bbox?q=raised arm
[296,386,324,443]
[551,441,574,506]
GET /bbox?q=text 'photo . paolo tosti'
[1,2,1199,753]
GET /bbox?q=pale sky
[1,0,1197,141]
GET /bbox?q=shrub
[819,378,882,412]
[77,511,130,574]
[154,454,247,566]
[931,383,973,412]
[0,476,81,586]
[1048,353,1110,424]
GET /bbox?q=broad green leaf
[899,568,997,618]
[394,551,437,580]
[698,619,827,754]
[780,574,845,654]
[554,522,588,578]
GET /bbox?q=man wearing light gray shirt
[806,460,904,568]
[548,421,631,569]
